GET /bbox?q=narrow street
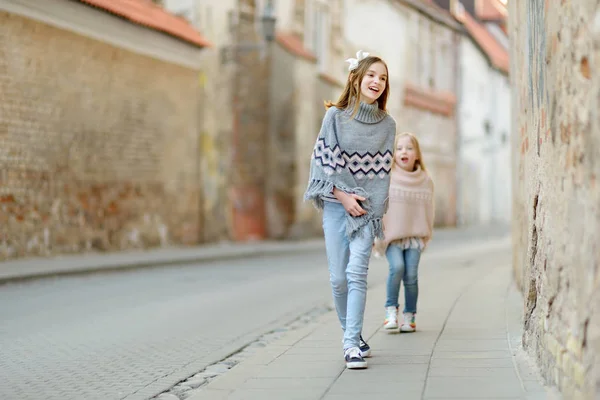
[0,227,519,400]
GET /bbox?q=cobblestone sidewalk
[185,241,554,400]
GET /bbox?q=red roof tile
[476,0,507,21]
[78,0,211,47]
[462,11,509,74]
[276,32,317,63]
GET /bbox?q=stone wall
[0,12,204,259]
[509,1,600,397]
[267,43,298,239]
[269,38,336,239]
[194,4,236,244]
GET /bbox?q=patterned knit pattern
[304,102,396,239]
[313,139,394,179]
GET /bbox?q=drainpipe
[454,27,463,227]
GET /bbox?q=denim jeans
[322,202,374,350]
[385,244,421,313]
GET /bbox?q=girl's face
[359,62,387,104]
[395,135,418,172]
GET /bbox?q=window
[305,1,329,72]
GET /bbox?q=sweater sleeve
[303,108,353,208]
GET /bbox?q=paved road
[0,226,509,400]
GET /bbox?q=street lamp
[261,0,277,42]
[220,1,277,65]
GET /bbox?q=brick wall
[509,1,600,398]
[0,12,204,259]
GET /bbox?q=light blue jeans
[385,244,421,313]
[322,202,374,350]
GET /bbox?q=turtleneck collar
[347,101,388,124]
[390,164,428,187]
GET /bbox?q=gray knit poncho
[304,101,396,239]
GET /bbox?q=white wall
[490,70,511,222]
[163,0,195,20]
[162,0,235,45]
[458,36,511,225]
[485,22,509,49]
[163,0,297,48]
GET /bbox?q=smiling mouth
[368,86,380,94]
[400,157,409,162]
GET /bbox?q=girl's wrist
[332,187,347,201]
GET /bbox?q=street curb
[0,227,511,285]
[0,239,326,284]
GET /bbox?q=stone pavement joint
[154,305,334,399]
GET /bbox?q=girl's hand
[333,188,366,217]
[343,194,367,217]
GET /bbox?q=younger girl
[304,51,396,369]
[375,132,434,333]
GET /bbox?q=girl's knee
[388,262,404,276]
[404,272,418,285]
[330,275,347,294]
[346,273,368,292]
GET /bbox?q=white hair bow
[345,50,370,72]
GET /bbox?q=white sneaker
[340,335,371,358]
[384,306,398,330]
[344,347,367,369]
[400,312,416,332]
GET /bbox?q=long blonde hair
[395,132,427,172]
[324,56,390,118]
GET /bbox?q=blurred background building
[0,0,510,260]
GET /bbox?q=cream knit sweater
[374,164,434,255]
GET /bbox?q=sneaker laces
[345,347,361,359]
[403,312,414,324]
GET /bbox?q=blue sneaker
[344,347,367,369]
[359,335,371,358]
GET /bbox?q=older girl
[304,51,396,369]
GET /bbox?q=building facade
[0,0,210,260]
